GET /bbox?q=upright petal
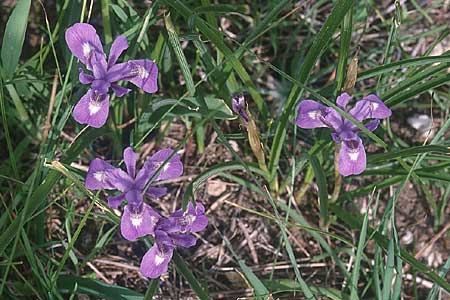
[85,158,115,190]
[296,100,331,129]
[125,59,158,93]
[140,244,173,279]
[105,168,133,192]
[108,35,129,67]
[143,149,183,181]
[120,204,160,241]
[107,193,126,209]
[73,90,110,128]
[123,147,137,178]
[349,94,392,121]
[91,51,108,80]
[125,189,143,205]
[365,119,380,132]
[146,187,168,198]
[336,92,352,110]
[79,69,94,84]
[338,136,366,176]
[65,23,105,70]
[111,84,131,97]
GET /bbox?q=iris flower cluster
[65,23,158,128]
[85,147,208,278]
[296,93,392,176]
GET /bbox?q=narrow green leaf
[172,252,209,300]
[1,0,31,79]
[307,154,329,225]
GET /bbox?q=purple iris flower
[140,202,208,278]
[65,23,158,128]
[296,93,392,176]
[231,93,249,123]
[85,147,183,241]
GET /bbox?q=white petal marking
[131,214,143,228]
[307,110,320,119]
[93,171,106,182]
[88,101,102,115]
[82,42,92,58]
[154,253,165,266]
[348,151,360,161]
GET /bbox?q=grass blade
[1,0,31,79]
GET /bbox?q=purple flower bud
[231,93,249,123]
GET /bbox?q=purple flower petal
[296,100,331,129]
[85,158,115,190]
[73,90,110,128]
[338,136,366,176]
[360,94,392,119]
[125,59,158,93]
[365,119,380,132]
[140,244,173,279]
[105,168,133,192]
[125,189,143,205]
[120,203,160,241]
[123,147,137,178]
[146,187,168,198]
[65,23,105,70]
[169,202,208,233]
[107,193,126,209]
[169,233,197,248]
[108,35,128,67]
[111,84,131,97]
[91,51,108,79]
[336,92,352,110]
[105,62,132,83]
[144,149,183,181]
[79,69,94,84]
[349,94,391,121]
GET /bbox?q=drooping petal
[120,203,160,241]
[104,168,133,192]
[169,233,197,248]
[365,119,380,132]
[349,94,392,121]
[338,136,367,176]
[146,187,168,198]
[65,23,105,70]
[296,100,331,129]
[85,158,115,190]
[124,59,158,93]
[111,84,131,97]
[336,92,352,110]
[359,94,392,119]
[107,193,126,209]
[108,35,128,67]
[73,90,110,128]
[79,68,94,84]
[123,147,137,178]
[143,149,183,182]
[140,244,173,279]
